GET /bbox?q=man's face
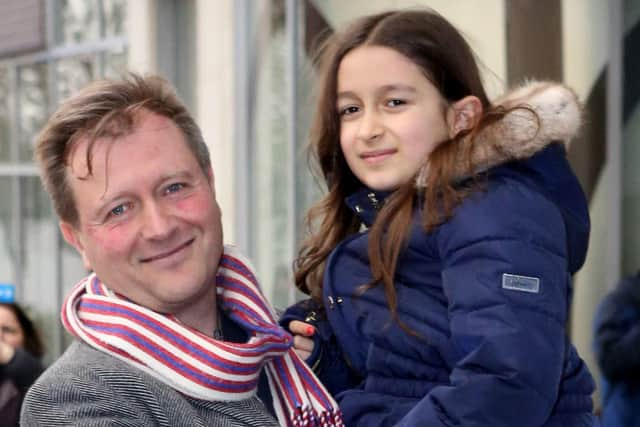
[60,110,223,318]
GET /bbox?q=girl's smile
[360,148,398,165]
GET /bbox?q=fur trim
[484,80,581,151]
[416,81,582,187]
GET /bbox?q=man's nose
[140,202,174,240]
[357,110,383,142]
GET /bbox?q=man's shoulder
[22,341,182,425]
[39,340,123,377]
[29,340,150,395]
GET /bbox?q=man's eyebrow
[96,171,195,201]
[157,170,194,182]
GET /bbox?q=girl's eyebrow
[337,84,418,100]
[377,84,418,94]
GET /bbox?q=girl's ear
[447,96,483,138]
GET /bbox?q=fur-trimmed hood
[465,80,581,176]
[416,80,582,186]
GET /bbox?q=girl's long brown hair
[294,9,506,323]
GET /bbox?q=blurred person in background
[594,272,640,426]
[0,302,44,426]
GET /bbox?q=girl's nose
[357,110,384,142]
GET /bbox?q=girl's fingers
[289,320,315,336]
[293,335,314,352]
[294,348,312,360]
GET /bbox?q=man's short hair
[36,73,211,226]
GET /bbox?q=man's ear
[447,96,483,138]
[59,222,92,270]
[206,167,218,196]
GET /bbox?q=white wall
[562,0,610,98]
[194,0,237,244]
[126,0,158,72]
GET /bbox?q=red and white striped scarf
[62,245,343,427]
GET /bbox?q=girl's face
[337,45,454,191]
[0,306,25,349]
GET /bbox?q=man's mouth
[140,238,195,263]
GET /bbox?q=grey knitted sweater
[20,341,279,426]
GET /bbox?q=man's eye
[166,183,185,193]
[109,204,129,217]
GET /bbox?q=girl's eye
[339,106,360,116]
[386,99,406,107]
[166,183,185,194]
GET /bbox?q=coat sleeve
[593,275,640,381]
[280,299,362,396]
[400,183,574,427]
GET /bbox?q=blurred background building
[0,0,638,411]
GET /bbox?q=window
[0,0,127,362]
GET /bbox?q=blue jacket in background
[594,272,640,427]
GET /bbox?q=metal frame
[285,0,299,305]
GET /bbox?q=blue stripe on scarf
[80,301,258,374]
[88,323,257,391]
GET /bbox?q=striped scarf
[62,245,343,427]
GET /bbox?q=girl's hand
[288,320,315,361]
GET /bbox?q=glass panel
[102,0,127,38]
[55,55,95,102]
[102,49,128,79]
[17,63,49,163]
[18,176,65,365]
[249,0,316,307]
[54,0,101,46]
[0,67,10,161]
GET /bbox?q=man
[22,74,342,427]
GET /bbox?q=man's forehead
[67,112,177,172]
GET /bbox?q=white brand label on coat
[502,273,540,293]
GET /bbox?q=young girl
[281,8,598,427]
